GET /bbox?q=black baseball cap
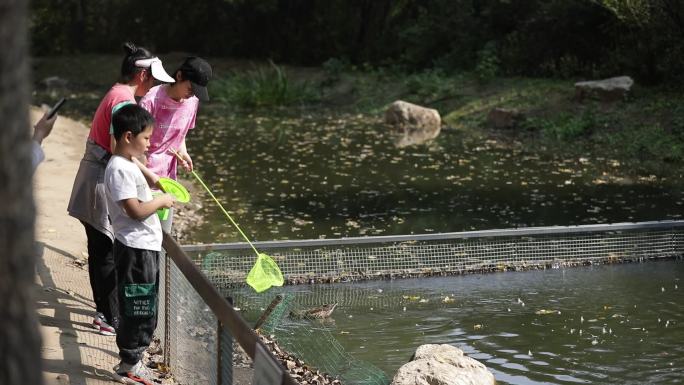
[178,57,212,101]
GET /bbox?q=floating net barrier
[183,221,684,290]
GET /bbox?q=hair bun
[123,42,137,55]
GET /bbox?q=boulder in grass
[391,344,496,385]
[385,100,441,147]
[38,76,69,98]
[487,107,525,129]
[39,76,68,90]
[575,76,634,102]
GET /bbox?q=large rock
[487,107,524,129]
[385,100,441,147]
[392,344,495,385]
[38,76,69,97]
[575,76,633,102]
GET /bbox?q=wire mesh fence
[162,220,684,385]
[159,251,221,385]
[184,221,684,289]
[258,293,390,385]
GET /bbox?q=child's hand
[157,193,176,209]
[178,151,193,172]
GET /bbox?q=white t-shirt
[104,155,162,251]
[31,141,45,172]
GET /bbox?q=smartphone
[46,97,67,119]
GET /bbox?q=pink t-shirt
[139,85,199,179]
[88,84,135,153]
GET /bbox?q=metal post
[164,252,171,367]
[217,320,223,385]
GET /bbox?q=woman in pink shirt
[67,42,175,336]
[139,56,212,232]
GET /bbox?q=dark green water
[186,109,684,244]
[186,108,684,383]
[235,259,683,384]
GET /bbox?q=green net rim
[158,177,190,203]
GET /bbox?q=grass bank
[31,55,684,175]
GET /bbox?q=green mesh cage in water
[258,293,390,385]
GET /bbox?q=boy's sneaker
[91,312,104,329]
[112,361,156,385]
[92,313,116,336]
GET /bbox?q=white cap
[134,57,175,83]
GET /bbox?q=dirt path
[31,106,125,385]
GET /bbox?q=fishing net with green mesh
[257,293,390,385]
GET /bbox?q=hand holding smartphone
[46,97,67,119]
[34,98,65,145]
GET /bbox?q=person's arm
[120,194,174,221]
[177,139,193,172]
[33,111,57,145]
[32,111,58,171]
[132,156,162,189]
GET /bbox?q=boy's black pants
[114,239,160,365]
[82,221,118,328]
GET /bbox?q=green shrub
[475,42,500,84]
[322,57,350,84]
[526,112,596,140]
[211,61,319,107]
[402,69,452,102]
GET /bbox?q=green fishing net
[246,253,284,293]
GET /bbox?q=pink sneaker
[92,313,116,336]
[92,313,103,329]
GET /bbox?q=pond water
[235,259,683,384]
[185,107,684,384]
[186,108,684,244]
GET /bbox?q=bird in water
[290,303,338,319]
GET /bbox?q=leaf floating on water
[419,298,429,303]
[403,295,421,301]
[535,309,559,315]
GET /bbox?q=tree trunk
[0,0,43,384]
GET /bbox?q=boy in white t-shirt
[104,104,174,385]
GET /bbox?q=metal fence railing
[158,233,298,385]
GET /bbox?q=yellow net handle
[168,148,260,257]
